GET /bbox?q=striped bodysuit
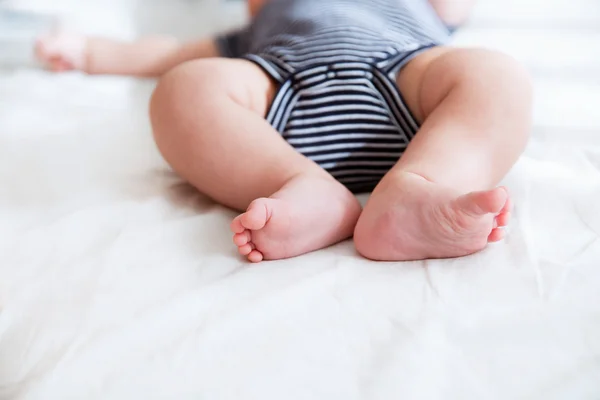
[217,0,451,193]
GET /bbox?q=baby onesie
[217,0,451,192]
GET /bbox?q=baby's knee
[463,49,533,124]
[423,48,533,126]
[150,58,267,127]
[150,59,223,118]
[452,48,533,98]
[151,61,222,132]
[456,49,533,143]
[149,60,224,164]
[417,48,533,121]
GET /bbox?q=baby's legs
[354,47,532,261]
[150,59,361,262]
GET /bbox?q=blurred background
[1,0,600,65]
[0,0,599,138]
[1,2,599,398]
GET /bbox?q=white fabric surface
[1,0,600,398]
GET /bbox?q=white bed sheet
[1,0,600,399]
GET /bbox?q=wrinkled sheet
[1,0,600,398]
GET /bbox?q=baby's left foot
[354,172,512,261]
[230,174,361,263]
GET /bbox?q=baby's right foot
[354,172,512,261]
[35,33,87,72]
[230,174,361,262]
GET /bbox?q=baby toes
[233,231,251,246]
[247,250,264,263]
[495,211,511,227]
[238,243,254,256]
[488,227,506,243]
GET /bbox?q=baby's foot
[354,172,512,261]
[230,174,361,262]
[35,32,87,72]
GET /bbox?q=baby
[36,0,532,262]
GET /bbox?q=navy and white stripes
[269,60,417,192]
[217,0,450,192]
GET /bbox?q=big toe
[240,198,272,231]
[457,187,508,216]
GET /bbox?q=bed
[1,0,600,398]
